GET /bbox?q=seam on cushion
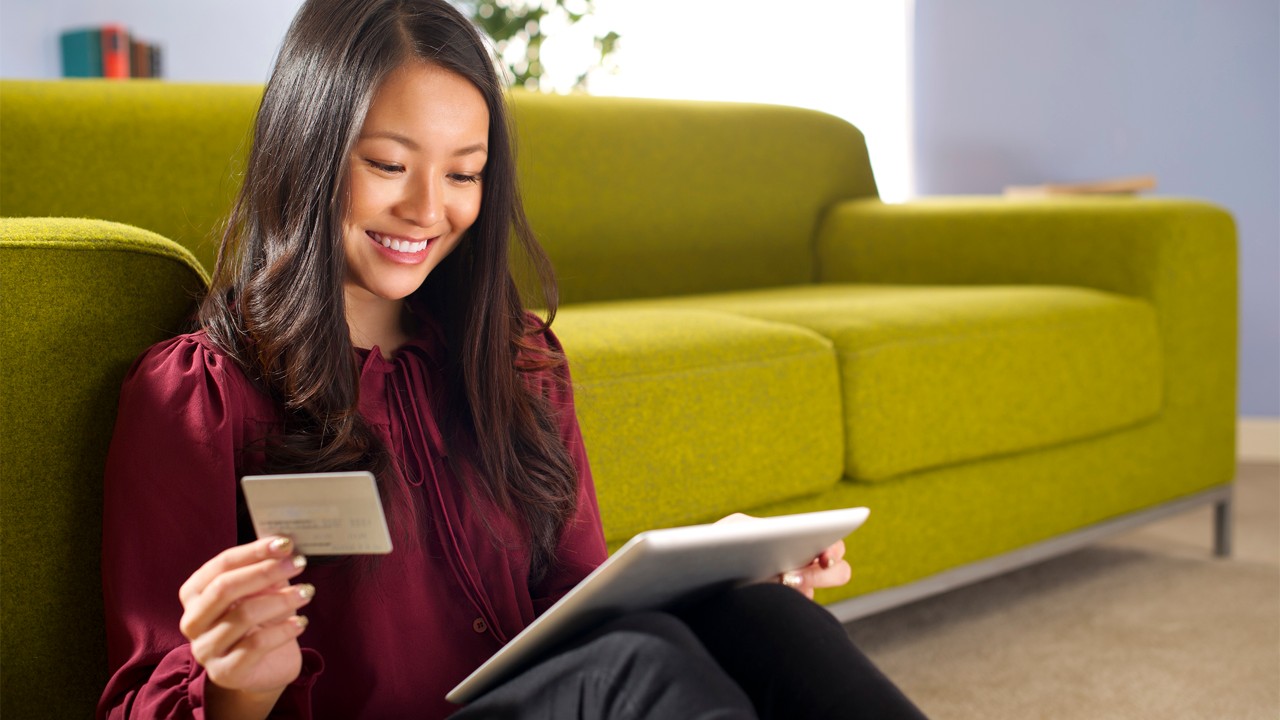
[573,347,836,386]
[826,306,1156,357]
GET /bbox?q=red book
[101,24,130,78]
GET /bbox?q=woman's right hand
[178,536,314,715]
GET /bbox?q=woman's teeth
[371,232,429,253]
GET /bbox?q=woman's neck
[344,289,412,359]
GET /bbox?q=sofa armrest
[816,196,1237,474]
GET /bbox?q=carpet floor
[845,462,1280,719]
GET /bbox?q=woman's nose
[396,173,443,227]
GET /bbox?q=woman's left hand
[716,513,853,600]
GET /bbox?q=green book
[60,28,103,77]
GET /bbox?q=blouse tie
[380,345,510,645]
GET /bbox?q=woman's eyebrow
[362,130,420,150]
[452,143,488,158]
[360,132,487,158]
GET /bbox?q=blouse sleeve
[528,325,609,615]
[97,336,322,720]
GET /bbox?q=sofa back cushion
[510,92,878,303]
[0,80,260,273]
[1,81,878,301]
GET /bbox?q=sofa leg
[1213,494,1233,558]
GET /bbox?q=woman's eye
[366,159,404,174]
[450,173,483,185]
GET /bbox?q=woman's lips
[367,230,434,264]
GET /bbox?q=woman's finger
[803,558,852,590]
[179,536,297,605]
[819,540,846,569]
[189,583,316,665]
[179,552,308,642]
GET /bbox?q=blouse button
[472,618,488,634]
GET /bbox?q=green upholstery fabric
[0,218,207,718]
[0,80,260,272]
[552,308,844,540]
[765,402,1234,606]
[573,284,1163,481]
[511,92,878,302]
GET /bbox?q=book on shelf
[59,25,163,79]
[101,24,129,78]
[59,29,102,77]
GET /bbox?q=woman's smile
[365,230,436,263]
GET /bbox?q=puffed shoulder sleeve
[528,323,608,614]
[97,335,321,719]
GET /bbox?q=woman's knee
[580,613,756,718]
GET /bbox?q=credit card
[241,471,393,555]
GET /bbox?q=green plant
[451,0,619,92]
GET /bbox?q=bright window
[541,0,914,202]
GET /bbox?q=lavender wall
[914,0,1279,416]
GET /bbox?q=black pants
[455,584,927,720]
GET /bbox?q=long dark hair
[200,0,577,582]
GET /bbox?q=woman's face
[342,61,489,308]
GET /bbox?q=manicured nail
[269,536,292,553]
[292,615,309,631]
[296,584,315,601]
[292,555,308,570]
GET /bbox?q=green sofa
[0,79,1237,717]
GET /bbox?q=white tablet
[447,506,870,705]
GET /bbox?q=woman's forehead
[360,61,490,148]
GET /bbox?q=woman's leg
[678,583,928,720]
[455,611,757,720]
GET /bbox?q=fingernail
[281,555,307,572]
[296,583,316,601]
[292,615,309,631]
[269,536,292,553]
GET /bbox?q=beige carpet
[846,462,1280,719]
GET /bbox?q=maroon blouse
[97,324,607,719]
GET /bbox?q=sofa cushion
[0,80,261,273]
[551,308,844,541]
[511,93,877,304]
[591,284,1163,481]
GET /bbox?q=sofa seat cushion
[551,308,844,541]
[594,284,1163,481]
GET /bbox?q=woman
[98,1,926,718]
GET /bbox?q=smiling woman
[96,1,925,719]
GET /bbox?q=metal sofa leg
[1213,492,1233,558]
